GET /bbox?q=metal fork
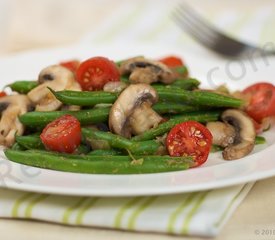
[172,3,275,58]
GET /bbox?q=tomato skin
[0,91,7,97]
[243,82,275,123]
[76,56,120,91]
[60,60,80,73]
[252,119,263,134]
[40,115,81,153]
[166,121,212,167]
[158,56,184,68]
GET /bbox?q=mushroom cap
[38,65,74,86]
[109,83,158,138]
[221,109,256,160]
[120,57,175,84]
[0,94,31,147]
[0,95,31,114]
[28,65,81,111]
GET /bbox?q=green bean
[255,136,266,145]
[19,107,110,128]
[130,140,166,155]
[82,128,132,148]
[120,76,129,83]
[82,128,164,155]
[152,78,200,91]
[171,78,200,90]
[152,102,202,114]
[157,88,243,108]
[115,60,123,67]
[131,110,221,141]
[7,80,38,94]
[50,88,118,106]
[4,149,193,174]
[15,134,90,154]
[52,89,206,114]
[52,88,211,115]
[210,145,223,153]
[11,142,26,151]
[75,145,91,155]
[87,149,123,156]
[50,88,243,109]
[174,66,189,77]
[15,135,44,150]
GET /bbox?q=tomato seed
[198,140,207,146]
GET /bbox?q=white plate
[0,43,275,197]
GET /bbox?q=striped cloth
[1,0,274,237]
[0,183,253,237]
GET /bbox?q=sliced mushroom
[207,109,256,160]
[109,83,162,138]
[27,65,81,111]
[129,102,162,135]
[119,57,175,84]
[206,121,236,147]
[0,95,31,147]
[221,109,256,160]
[103,81,128,93]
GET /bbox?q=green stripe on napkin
[0,183,254,237]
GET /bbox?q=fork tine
[172,3,272,57]
[176,3,222,40]
[172,7,217,48]
[172,3,251,56]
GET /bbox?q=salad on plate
[1,54,274,174]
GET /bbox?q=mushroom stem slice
[129,102,163,135]
[109,83,159,138]
[35,93,62,112]
[206,121,236,147]
[221,109,256,160]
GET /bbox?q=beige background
[1,0,275,239]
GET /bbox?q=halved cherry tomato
[158,55,184,68]
[40,115,81,153]
[252,119,263,134]
[243,82,275,123]
[166,121,212,167]
[60,60,80,73]
[76,56,120,91]
[0,91,7,97]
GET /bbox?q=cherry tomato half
[60,60,80,73]
[158,55,184,68]
[252,119,263,134]
[166,121,212,167]
[0,91,7,97]
[243,82,275,123]
[76,56,120,91]
[40,115,81,153]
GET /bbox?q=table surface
[1,0,275,239]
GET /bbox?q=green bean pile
[4,59,264,175]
